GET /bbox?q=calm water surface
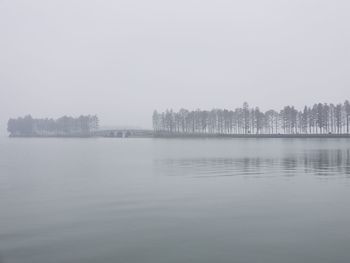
[0,138,350,263]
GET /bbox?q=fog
[1,0,349,133]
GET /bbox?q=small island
[152,101,350,138]
[7,115,99,137]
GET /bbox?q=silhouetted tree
[8,115,99,136]
[153,100,350,135]
[345,100,350,134]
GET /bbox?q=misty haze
[1,1,350,263]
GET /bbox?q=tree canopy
[8,115,99,136]
[153,101,350,134]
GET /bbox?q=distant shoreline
[8,132,350,139]
[153,132,350,139]
[8,134,94,138]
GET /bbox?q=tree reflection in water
[156,149,350,178]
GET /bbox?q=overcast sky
[1,0,349,132]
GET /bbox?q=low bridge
[93,129,154,138]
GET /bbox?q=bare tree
[152,100,349,135]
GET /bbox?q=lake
[0,138,350,263]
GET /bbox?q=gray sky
[1,0,349,132]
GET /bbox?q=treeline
[7,115,99,136]
[153,101,350,134]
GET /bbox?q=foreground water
[0,138,350,263]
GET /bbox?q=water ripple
[155,150,350,178]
